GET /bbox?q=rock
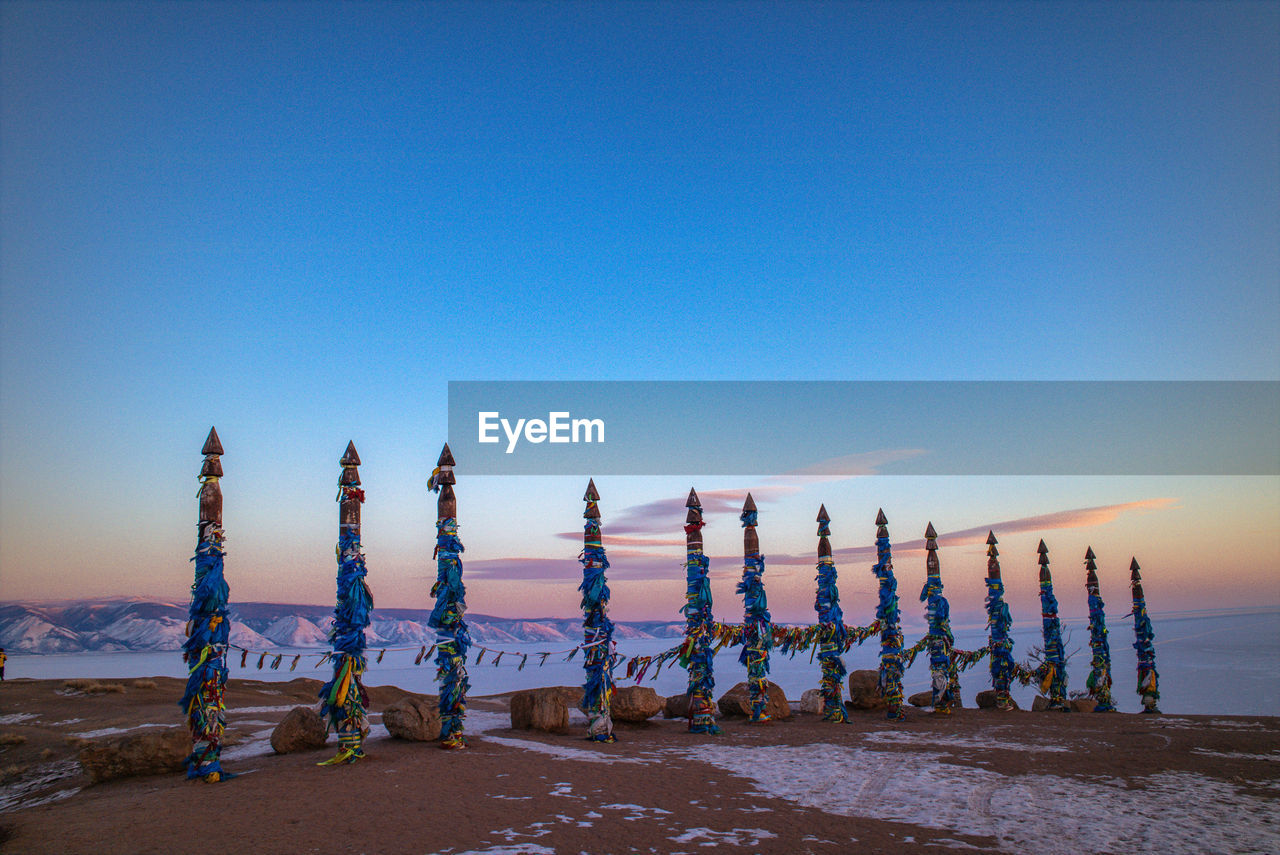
[270,706,329,754]
[610,686,664,723]
[1032,695,1071,712]
[510,687,569,733]
[799,688,824,715]
[663,693,689,719]
[976,690,1019,710]
[383,695,441,741]
[908,691,934,708]
[78,728,189,784]
[554,686,584,709]
[717,681,791,720]
[847,670,888,710]
[1070,697,1098,713]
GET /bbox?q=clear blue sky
[1,1,1277,618]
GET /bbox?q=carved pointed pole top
[1038,539,1051,583]
[741,493,758,555]
[584,479,600,502]
[428,442,458,518]
[339,442,363,529]
[875,508,888,539]
[202,426,223,456]
[925,521,940,576]
[685,487,704,549]
[198,427,223,530]
[875,508,888,526]
[438,442,455,467]
[1130,557,1144,597]
[986,531,1001,578]
[817,504,831,558]
[341,440,361,467]
[200,426,223,478]
[1085,546,1099,586]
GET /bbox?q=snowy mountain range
[0,599,684,654]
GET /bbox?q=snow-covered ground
[7,609,1277,716]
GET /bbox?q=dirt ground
[0,676,1277,855]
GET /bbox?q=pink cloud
[748,497,1180,566]
[465,498,1180,586]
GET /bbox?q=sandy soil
[0,676,1277,855]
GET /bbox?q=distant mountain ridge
[0,599,685,654]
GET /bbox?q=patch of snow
[602,803,673,821]
[491,795,533,801]
[479,733,650,764]
[444,846,555,855]
[0,761,81,814]
[0,713,39,725]
[669,828,778,847]
[74,723,177,738]
[687,742,1280,855]
[491,827,552,842]
[861,730,1069,753]
[1191,749,1279,762]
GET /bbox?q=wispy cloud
[468,497,1180,583]
[586,449,927,538]
[552,532,687,547]
[772,448,928,480]
[595,486,800,536]
[762,497,1180,566]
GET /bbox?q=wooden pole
[579,479,617,742]
[181,426,232,781]
[682,488,721,733]
[1084,547,1116,711]
[984,531,1015,709]
[318,442,373,764]
[814,505,849,721]
[738,493,773,722]
[1037,540,1069,711]
[872,509,905,720]
[921,522,959,713]
[1130,558,1161,713]
[429,442,470,748]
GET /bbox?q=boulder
[554,686,585,709]
[847,670,888,710]
[610,686,663,723]
[270,706,329,754]
[664,693,689,719]
[976,690,1019,710]
[1032,695,1071,712]
[717,681,791,720]
[78,728,189,784]
[510,687,569,733]
[799,688,824,715]
[383,695,441,741]
[908,691,934,708]
[1070,697,1099,713]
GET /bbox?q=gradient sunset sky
[1,1,1277,625]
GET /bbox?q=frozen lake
[7,608,1277,716]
